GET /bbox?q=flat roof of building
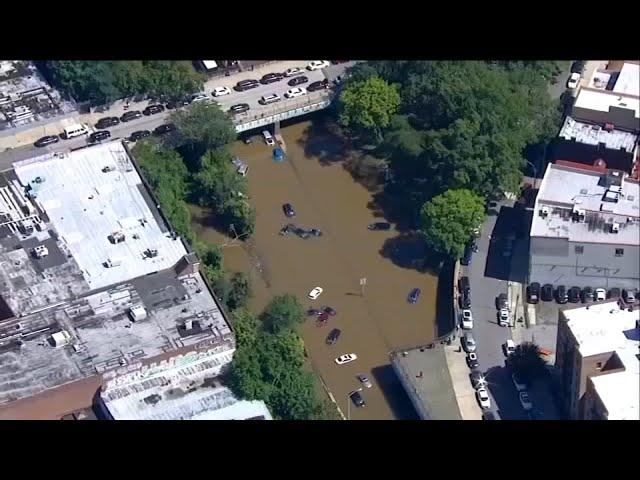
[563,301,639,420]
[612,63,640,97]
[13,142,188,290]
[531,163,640,245]
[574,88,639,119]
[100,347,271,420]
[558,116,638,153]
[390,345,461,420]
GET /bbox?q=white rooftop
[13,142,188,290]
[612,63,640,97]
[563,301,639,420]
[574,88,639,119]
[559,116,638,152]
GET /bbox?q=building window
[615,248,624,257]
[596,361,602,370]
[575,245,584,255]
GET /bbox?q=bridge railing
[232,90,334,126]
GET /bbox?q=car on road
[307,60,330,71]
[622,289,636,304]
[153,123,176,136]
[120,110,142,122]
[527,282,541,304]
[259,93,281,106]
[567,72,581,89]
[470,371,486,390]
[462,332,477,353]
[568,286,581,303]
[503,339,516,357]
[95,116,120,129]
[323,306,337,316]
[284,67,305,77]
[229,103,250,115]
[461,289,472,309]
[476,387,491,409]
[461,241,474,266]
[212,86,231,97]
[407,288,421,304]
[466,352,479,369]
[260,73,283,85]
[541,284,554,302]
[34,135,60,148]
[326,328,341,345]
[143,104,165,115]
[190,93,209,103]
[519,391,533,411]
[357,374,373,389]
[556,285,568,304]
[282,203,295,217]
[285,87,307,99]
[308,287,323,300]
[594,288,606,302]
[129,130,151,142]
[88,130,111,143]
[335,353,357,365]
[368,222,391,231]
[287,76,309,87]
[349,389,365,407]
[307,79,329,92]
[581,286,594,303]
[262,130,275,146]
[496,293,508,310]
[498,308,510,327]
[461,309,473,330]
[512,373,528,392]
[608,287,621,299]
[234,79,260,92]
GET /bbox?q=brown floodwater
[190,117,439,420]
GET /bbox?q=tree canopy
[261,294,304,335]
[508,342,548,383]
[420,189,485,259]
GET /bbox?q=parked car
[459,276,470,293]
[88,130,111,143]
[482,411,498,420]
[143,104,165,115]
[512,373,528,392]
[461,309,473,330]
[284,67,305,77]
[153,123,176,136]
[307,307,322,316]
[34,135,60,148]
[190,93,209,103]
[470,371,486,390]
[308,287,323,300]
[568,286,581,303]
[503,339,516,357]
[287,76,309,87]
[129,130,151,142]
[307,60,330,71]
[519,391,533,411]
[309,228,322,237]
[120,110,142,122]
[335,353,357,365]
[556,285,568,304]
[95,116,120,129]
[282,203,295,217]
[496,293,508,310]
[165,98,189,109]
[285,87,307,99]
[467,352,479,369]
[326,328,341,345]
[234,79,260,92]
[498,308,510,327]
[527,282,541,304]
[259,93,281,106]
[357,374,373,389]
[368,222,391,231]
[622,289,636,304]
[462,332,477,353]
[608,287,621,299]
[307,79,329,92]
[323,306,337,316]
[461,241,474,266]
[317,311,329,324]
[229,103,250,114]
[594,288,606,302]
[212,86,231,97]
[262,130,275,146]
[567,72,581,89]
[461,289,472,309]
[349,390,365,407]
[260,72,283,85]
[407,288,421,304]
[581,286,594,303]
[476,387,491,409]
[541,284,554,302]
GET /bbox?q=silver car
[462,332,477,353]
[357,374,372,389]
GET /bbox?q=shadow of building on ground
[371,364,420,420]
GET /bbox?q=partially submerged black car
[368,222,391,231]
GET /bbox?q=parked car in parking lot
[608,287,621,299]
[407,288,421,304]
[581,286,594,303]
[461,309,473,329]
[260,72,283,85]
[153,123,175,136]
[326,328,341,345]
[496,293,508,310]
[229,103,250,114]
[594,288,606,302]
[503,339,516,357]
[462,332,477,353]
[307,79,329,92]
[519,391,533,411]
[234,79,260,92]
[568,286,581,303]
[622,289,636,304]
[556,285,568,304]
[527,282,541,304]
[467,352,479,369]
[129,130,151,142]
[476,387,491,409]
[470,371,486,390]
[567,72,581,89]
[357,374,373,389]
[88,130,111,143]
[284,67,305,77]
[285,87,307,99]
[165,98,189,109]
[143,104,165,115]
[259,93,281,106]
[307,60,330,71]
[190,93,209,103]
[34,135,60,148]
[95,116,120,129]
[541,284,554,302]
[498,308,510,327]
[212,86,232,97]
[120,110,142,122]
[287,76,309,87]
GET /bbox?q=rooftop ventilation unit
[128,305,147,322]
[50,330,72,348]
[540,206,550,218]
[108,231,126,244]
[32,245,48,258]
[610,222,620,233]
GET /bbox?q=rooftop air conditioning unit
[540,206,550,218]
[610,222,620,233]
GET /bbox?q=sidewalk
[443,344,482,420]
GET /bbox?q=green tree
[44,61,123,104]
[508,342,548,383]
[169,101,236,157]
[261,294,304,335]
[338,76,400,143]
[142,61,204,100]
[227,272,251,310]
[420,189,485,259]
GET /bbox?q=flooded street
[191,117,439,419]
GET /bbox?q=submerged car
[357,374,373,389]
[326,328,341,345]
[407,288,421,304]
[368,222,391,231]
[335,353,357,365]
[308,287,323,300]
[349,390,365,407]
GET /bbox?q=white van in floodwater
[231,157,248,177]
[63,123,90,139]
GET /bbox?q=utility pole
[359,277,367,297]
